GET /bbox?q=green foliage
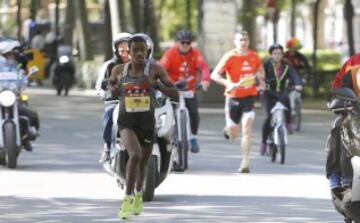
[301,49,341,71]
[156,0,199,41]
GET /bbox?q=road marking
[73,132,90,139]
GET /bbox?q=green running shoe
[131,192,143,215]
[118,196,132,219]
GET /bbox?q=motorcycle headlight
[59,55,70,64]
[0,90,16,107]
[21,94,29,102]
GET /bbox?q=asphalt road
[0,88,343,223]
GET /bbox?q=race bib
[125,95,150,112]
[124,84,151,112]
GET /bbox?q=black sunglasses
[180,41,191,45]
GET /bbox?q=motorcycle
[0,65,38,169]
[102,91,176,201]
[52,45,75,96]
[268,99,288,164]
[328,87,360,223]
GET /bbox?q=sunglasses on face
[180,41,191,45]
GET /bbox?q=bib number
[125,95,150,112]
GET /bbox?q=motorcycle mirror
[27,66,39,78]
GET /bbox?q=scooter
[102,91,176,201]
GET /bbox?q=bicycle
[268,99,288,164]
[171,80,192,172]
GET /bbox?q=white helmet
[112,32,132,54]
[128,33,154,59]
[0,39,21,55]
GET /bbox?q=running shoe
[131,192,143,215]
[118,196,132,219]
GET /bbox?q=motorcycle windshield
[0,63,24,92]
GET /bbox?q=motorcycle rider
[52,43,76,96]
[0,38,39,151]
[326,62,360,222]
[96,32,131,163]
[332,53,360,89]
[159,30,211,153]
[109,34,178,219]
[260,44,302,155]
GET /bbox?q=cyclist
[159,30,210,153]
[109,34,178,219]
[96,32,131,163]
[211,31,265,173]
[284,37,312,81]
[260,44,302,155]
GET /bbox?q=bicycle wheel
[277,127,286,164]
[270,144,277,163]
[293,99,302,132]
[180,110,189,170]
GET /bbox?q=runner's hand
[201,81,210,91]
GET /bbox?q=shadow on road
[0,194,341,223]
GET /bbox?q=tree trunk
[30,0,40,20]
[64,0,75,47]
[290,0,296,37]
[55,0,60,37]
[16,0,21,40]
[344,0,355,56]
[241,0,257,50]
[317,0,326,49]
[146,0,160,57]
[186,0,192,31]
[197,0,204,35]
[130,0,143,32]
[104,0,113,60]
[109,0,121,36]
[312,0,320,96]
[74,0,93,60]
[118,0,127,31]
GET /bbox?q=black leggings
[261,92,291,144]
[185,95,200,135]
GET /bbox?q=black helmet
[268,43,284,54]
[176,30,193,42]
[128,33,153,59]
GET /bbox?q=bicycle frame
[270,102,288,146]
[175,92,191,143]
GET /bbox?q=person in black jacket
[260,44,303,155]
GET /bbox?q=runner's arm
[196,51,211,91]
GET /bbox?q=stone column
[198,0,237,104]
